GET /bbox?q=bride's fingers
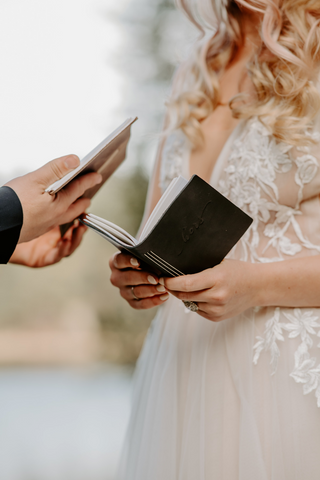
[110,268,159,289]
[127,294,169,310]
[120,284,167,301]
[195,303,225,322]
[167,288,213,303]
[162,268,215,293]
[110,252,141,270]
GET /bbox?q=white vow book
[45,117,137,234]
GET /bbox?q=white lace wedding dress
[118,116,320,480]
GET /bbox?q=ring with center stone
[183,300,199,312]
[131,286,140,301]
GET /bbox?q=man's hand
[9,222,87,268]
[6,154,102,243]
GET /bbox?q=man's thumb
[38,154,80,187]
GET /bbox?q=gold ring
[131,286,140,301]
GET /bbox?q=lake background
[0,366,132,480]
[0,0,194,478]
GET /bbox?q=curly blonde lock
[167,0,320,148]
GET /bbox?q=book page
[84,214,137,246]
[45,117,137,194]
[139,176,187,242]
[82,175,188,249]
[83,219,133,249]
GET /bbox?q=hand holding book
[160,255,260,321]
[42,117,253,312]
[81,175,253,277]
[109,251,169,309]
[85,173,253,311]
[45,117,137,235]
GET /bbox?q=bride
[110,0,320,478]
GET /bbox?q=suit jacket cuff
[0,186,23,264]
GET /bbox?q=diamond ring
[183,300,199,312]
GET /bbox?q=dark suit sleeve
[0,186,23,264]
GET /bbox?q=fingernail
[159,278,165,286]
[148,275,157,285]
[130,258,140,267]
[160,294,169,301]
[113,254,119,268]
[95,174,103,184]
[64,155,80,169]
[156,285,166,293]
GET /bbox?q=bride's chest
[161,118,320,210]
[189,106,240,183]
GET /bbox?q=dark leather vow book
[82,175,253,276]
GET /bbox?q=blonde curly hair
[167,0,320,147]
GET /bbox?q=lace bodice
[160,117,320,407]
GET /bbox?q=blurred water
[0,366,132,480]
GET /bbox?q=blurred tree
[111,0,194,176]
[0,0,195,366]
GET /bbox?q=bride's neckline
[184,120,245,188]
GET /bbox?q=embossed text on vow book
[81,175,253,276]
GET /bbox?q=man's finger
[68,225,87,255]
[36,155,81,187]
[58,172,102,207]
[56,239,73,260]
[59,198,91,225]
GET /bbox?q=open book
[46,117,137,195]
[45,117,137,234]
[81,175,253,276]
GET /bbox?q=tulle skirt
[118,296,320,480]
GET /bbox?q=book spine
[120,246,174,278]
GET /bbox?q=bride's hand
[162,259,260,321]
[109,252,169,309]
[9,222,86,268]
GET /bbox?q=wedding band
[183,300,199,312]
[131,286,140,301]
